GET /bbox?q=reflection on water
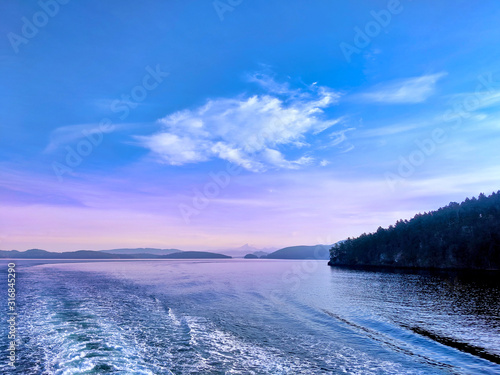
[0,259,499,374]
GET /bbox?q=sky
[1,0,500,252]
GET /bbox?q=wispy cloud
[329,128,355,146]
[446,90,500,110]
[44,123,116,153]
[137,75,342,172]
[359,122,429,138]
[360,73,447,104]
[476,90,500,109]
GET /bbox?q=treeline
[329,191,500,270]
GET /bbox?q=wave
[402,324,500,365]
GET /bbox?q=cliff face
[329,191,500,270]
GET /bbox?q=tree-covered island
[329,191,500,270]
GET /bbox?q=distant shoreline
[328,262,500,273]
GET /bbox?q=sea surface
[0,259,499,374]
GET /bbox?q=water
[1,259,499,374]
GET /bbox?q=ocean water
[0,259,499,374]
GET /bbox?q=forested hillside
[329,191,500,269]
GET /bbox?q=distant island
[100,248,182,256]
[213,244,273,258]
[329,191,500,270]
[0,245,334,261]
[161,251,231,259]
[262,245,331,260]
[0,249,231,260]
[0,249,126,259]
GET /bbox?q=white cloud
[360,122,429,138]
[446,90,500,110]
[44,123,116,153]
[329,127,355,146]
[319,159,330,167]
[478,91,500,108]
[360,73,447,104]
[138,76,342,171]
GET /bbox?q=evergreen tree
[329,191,500,269]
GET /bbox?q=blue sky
[1,0,500,251]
